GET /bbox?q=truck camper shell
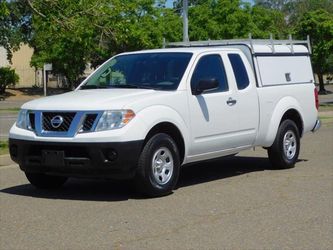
[165,36,313,88]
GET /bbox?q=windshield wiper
[109,84,155,89]
[81,84,156,90]
[80,85,107,90]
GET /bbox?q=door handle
[226,97,237,106]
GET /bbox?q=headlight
[95,110,135,131]
[16,109,28,129]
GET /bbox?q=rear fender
[263,96,303,147]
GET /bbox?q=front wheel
[135,133,180,197]
[268,119,300,169]
[25,172,68,189]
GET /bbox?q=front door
[187,52,239,157]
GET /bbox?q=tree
[287,0,333,26]
[27,0,175,88]
[296,9,333,94]
[173,0,286,41]
[250,5,288,38]
[254,0,333,25]
[0,0,31,62]
[254,0,292,11]
[0,67,19,94]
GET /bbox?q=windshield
[81,52,193,90]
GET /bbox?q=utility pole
[183,0,189,42]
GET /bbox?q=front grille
[81,114,98,132]
[42,112,76,132]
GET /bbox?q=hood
[21,89,158,111]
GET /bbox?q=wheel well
[280,109,303,136]
[144,122,185,164]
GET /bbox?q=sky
[165,0,254,8]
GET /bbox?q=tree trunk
[318,73,326,94]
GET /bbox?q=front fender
[135,105,190,155]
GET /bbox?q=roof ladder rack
[248,33,254,54]
[164,33,312,54]
[270,33,275,54]
[289,34,294,54]
[307,35,312,54]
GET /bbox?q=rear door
[187,51,259,158]
[225,52,259,147]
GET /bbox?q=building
[0,46,9,67]
[1,44,94,89]
[0,44,41,87]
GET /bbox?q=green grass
[0,140,9,155]
[319,104,333,112]
[319,116,333,120]
[0,107,20,113]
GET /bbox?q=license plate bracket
[42,150,65,167]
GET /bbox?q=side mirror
[192,78,219,95]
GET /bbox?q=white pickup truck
[9,38,320,197]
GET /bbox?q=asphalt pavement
[0,114,16,141]
[0,124,332,249]
[0,99,27,141]
[1,86,333,249]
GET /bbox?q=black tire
[135,133,180,197]
[268,119,300,169]
[25,172,68,189]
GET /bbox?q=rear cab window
[228,53,250,90]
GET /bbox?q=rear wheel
[135,133,180,197]
[25,172,68,189]
[268,119,300,169]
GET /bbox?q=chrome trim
[32,110,103,137]
[77,111,103,134]
[50,115,64,128]
[283,130,297,160]
[311,119,321,133]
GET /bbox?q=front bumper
[311,119,321,133]
[9,138,143,179]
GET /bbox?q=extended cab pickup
[9,39,321,196]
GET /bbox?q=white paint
[9,44,318,165]
[257,56,314,86]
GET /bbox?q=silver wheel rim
[151,147,174,185]
[283,130,297,160]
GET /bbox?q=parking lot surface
[0,123,332,249]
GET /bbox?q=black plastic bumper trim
[9,138,144,179]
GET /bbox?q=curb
[0,154,14,167]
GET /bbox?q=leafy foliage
[27,0,181,88]
[0,67,19,94]
[1,0,332,90]
[0,0,31,62]
[177,0,286,40]
[295,9,333,93]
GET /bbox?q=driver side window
[191,54,228,93]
